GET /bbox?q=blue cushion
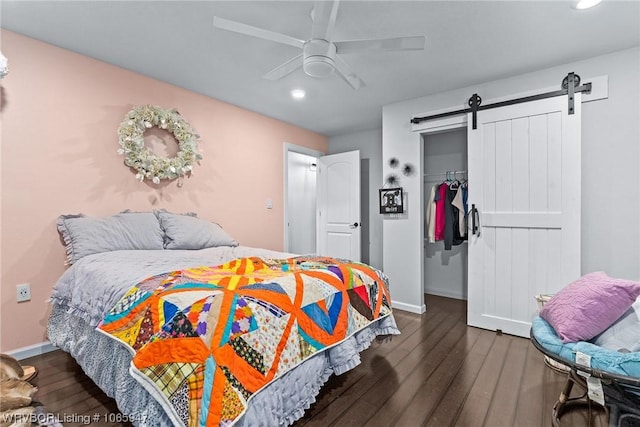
[532,316,640,378]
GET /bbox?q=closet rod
[423,170,467,178]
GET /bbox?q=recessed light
[291,89,306,100]
[574,0,603,9]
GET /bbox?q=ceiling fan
[213,1,425,90]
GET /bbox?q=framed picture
[379,187,404,214]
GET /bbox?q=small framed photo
[379,187,404,214]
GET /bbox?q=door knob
[349,222,360,229]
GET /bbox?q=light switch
[266,198,273,209]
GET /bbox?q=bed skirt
[47,304,399,426]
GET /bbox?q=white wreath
[117,105,202,185]
[0,51,8,78]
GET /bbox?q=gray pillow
[593,297,640,352]
[156,211,239,250]
[152,208,198,218]
[57,212,164,264]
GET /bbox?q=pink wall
[0,30,327,352]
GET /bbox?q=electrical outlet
[16,283,31,303]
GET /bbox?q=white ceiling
[1,1,639,136]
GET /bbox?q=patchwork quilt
[98,256,394,426]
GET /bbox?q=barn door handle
[350,222,360,229]
[471,204,480,236]
[471,204,476,235]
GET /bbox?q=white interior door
[317,150,361,261]
[467,94,581,337]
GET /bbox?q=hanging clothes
[427,172,469,249]
[434,182,448,241]
[462,184,468,218]
[444,183,465,250]
[426,184,438,243]
[451,185,468,240]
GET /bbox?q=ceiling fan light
[303,55,335,78]
[291,89,306,99]
[574,0,603,9]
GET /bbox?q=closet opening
[423,127,468,301]
[283,143,324,254]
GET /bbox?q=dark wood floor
[21,295,607,426]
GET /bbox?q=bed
[47,212,400,426]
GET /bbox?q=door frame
[418,115,469,307]
[283,143,325,253]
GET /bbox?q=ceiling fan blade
[213,16,304,49]
[335,36,426,54]
[311,0,340,41]
[263,54,303,80]
[334,54,365,90]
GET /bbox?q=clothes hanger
[450,171,459,189]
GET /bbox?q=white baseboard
[392,300,426,314]
[424,288,467,300]
[6,341,58,360]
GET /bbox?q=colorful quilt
[98,256,394,426]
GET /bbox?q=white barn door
[316,151,361,261]
[467,94,581,337]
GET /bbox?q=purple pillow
[540,272,640,343]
